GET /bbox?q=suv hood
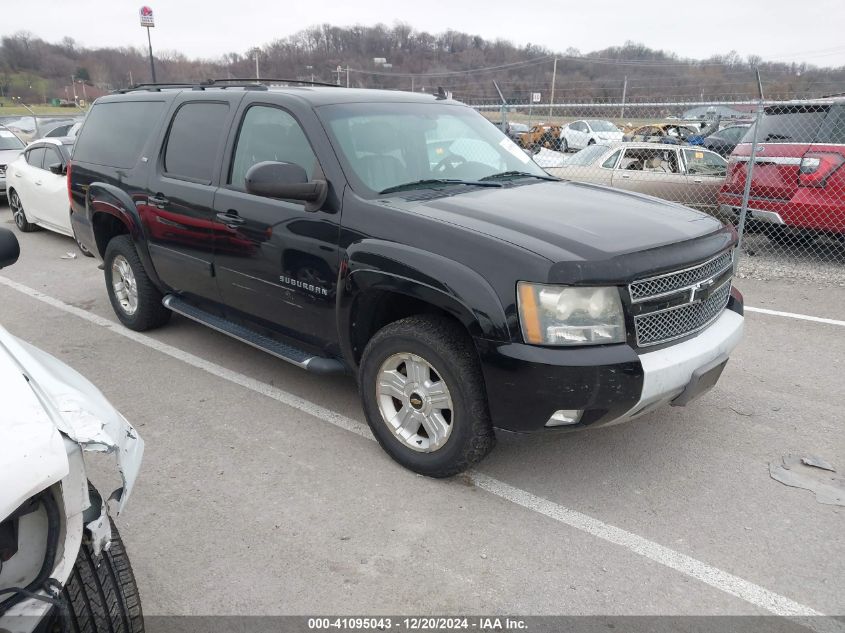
[0,326,143,518]
[393,180,723,263]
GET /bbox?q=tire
[9,189,39,233]
[104,235,171,331]
[61,518,144,633]
[359,315,495,477]
[587,138,596,146]
[560,137,569,153]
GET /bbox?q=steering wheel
[434,152,467,174]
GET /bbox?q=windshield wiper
[480,171,559,182]
[378,179,503,194]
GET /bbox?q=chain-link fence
[465,95,845,283]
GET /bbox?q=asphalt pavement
[0,202,842,620]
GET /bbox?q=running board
[162,295,345,374]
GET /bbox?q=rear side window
[73,101,165,168]
[817,105,845,144]
[163,102,230,182]
[26,147,46,168]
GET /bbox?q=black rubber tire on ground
[359,314,496,478]
[61,518,144,633]
[104,235,171,331]
[9,189,39,233]
[560,138,569,153]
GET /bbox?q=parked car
[718,99,845,238]
[70,83,743,477]
[41,119,83,139]
[0,127,26,199]
[701,124,751,157]
[0,228,145,632]
[546,142,728,214]
[5,137,91,254]
[518,123,562,149]
[559,119,623,152]
[623,123,700,144]
[35,118,82,140]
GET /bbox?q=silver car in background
[0,127,26,199]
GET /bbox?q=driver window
[229,105,317,190]
[683,149,727,175]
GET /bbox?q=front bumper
[476,294,744,433]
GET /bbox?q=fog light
[545,409,583,427]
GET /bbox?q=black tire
[9,189,39,233]
[359,315,495,477]
[587,138,596,146]
[560,137,569,153]
[61,518,144,633]
[104,235,171,331]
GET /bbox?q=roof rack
[212,77,339,88]
[114,77,339,94]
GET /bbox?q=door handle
[35,181,43,186]
[147,194,169,207]
[621,174,631,179]
[693,178,703,183]
[216,210,244,227]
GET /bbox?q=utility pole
[334,65,342,86]
[254,53,260,79]
[71,75,78,102]
[411,75,415,92]
[346,65,350,88]
[548,57,557,119]
[129,70,134,86]
[620,75,628,119]
[146,27,156,82]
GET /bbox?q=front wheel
[560,137,569,153]
[9,189,39,232]
[359,315,495,477]
[61,518,144,633]
[104,235,171,331]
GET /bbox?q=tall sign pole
[139,6,157,83]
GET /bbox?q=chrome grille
[634,280,731,347]
[629,251,733,302]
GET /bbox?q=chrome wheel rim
[111,255,138,315]
[10,192,25,229]
[376,352,454,452]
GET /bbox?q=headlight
[517,282,626,345]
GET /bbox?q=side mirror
[48,162,66,175]
[0,228,20,269]
[245,161,328,212]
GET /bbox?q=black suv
[70,81,744,476]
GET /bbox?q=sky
[4,0,845,68]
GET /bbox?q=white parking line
[1,275,840,631]
[746,306,845,327]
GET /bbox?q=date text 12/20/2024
[307,617,528,630]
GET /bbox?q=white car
[0,128,26,199]
[559,119,623,152]
[6,138,90,254]
[0,228,144,632]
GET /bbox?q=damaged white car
[0,227,145,633]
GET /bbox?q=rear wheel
[359,315,495,477]
[560,137,569,153]
[104,235,171,331]
[61,518,144,633]
[9,189,39,233]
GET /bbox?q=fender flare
[337,239,511,365]
[86,182,164,289]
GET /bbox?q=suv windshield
[0,130,24,150]
[318,102,548,195]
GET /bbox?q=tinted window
[715,126,747,142]
[73,101,165,168]
[26,147,46,168]
[817,105,845,144]
[44,146,63,169]
[0,129,24,150]
[230,106,317,190]
[164,102,230,182]
[743,105,828,143]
